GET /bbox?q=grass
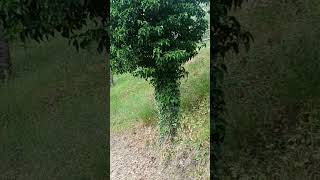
[110,43,210,178]
[110,73,155,132]
[0,37,107,179]
[110,43,210,134]
[221,0,320,179]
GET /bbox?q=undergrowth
[221,0,320,179]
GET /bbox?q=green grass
[221,0,320,179]
[110,73,155,131]
[110,44,210,134]
[110,43,210,179]
[0,37,107,179]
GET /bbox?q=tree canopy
[111,0,207,79]
[111,0,208,139]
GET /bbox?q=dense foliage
[211,0,252,178]
[0,0,108,53]
[111,0,208,140]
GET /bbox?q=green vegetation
[111,0,208,140]
[221,0,320,178]
[111,43,209,132]
[0,38,107,179]
[111,42,210,177]
[0,0,107,52]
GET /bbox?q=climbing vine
[111,0,208,141]
[211,0,253,178]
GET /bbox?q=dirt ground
[110,124,202,180]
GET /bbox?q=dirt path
[110,124,197,180]
[110,125,160,180]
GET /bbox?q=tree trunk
[154,77,181,142]
[0,26,11,82]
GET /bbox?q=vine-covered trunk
[154,77,181,141]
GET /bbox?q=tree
[211,0,253,178]
[111,0,208,141]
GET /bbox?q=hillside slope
[111,43,210,179]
